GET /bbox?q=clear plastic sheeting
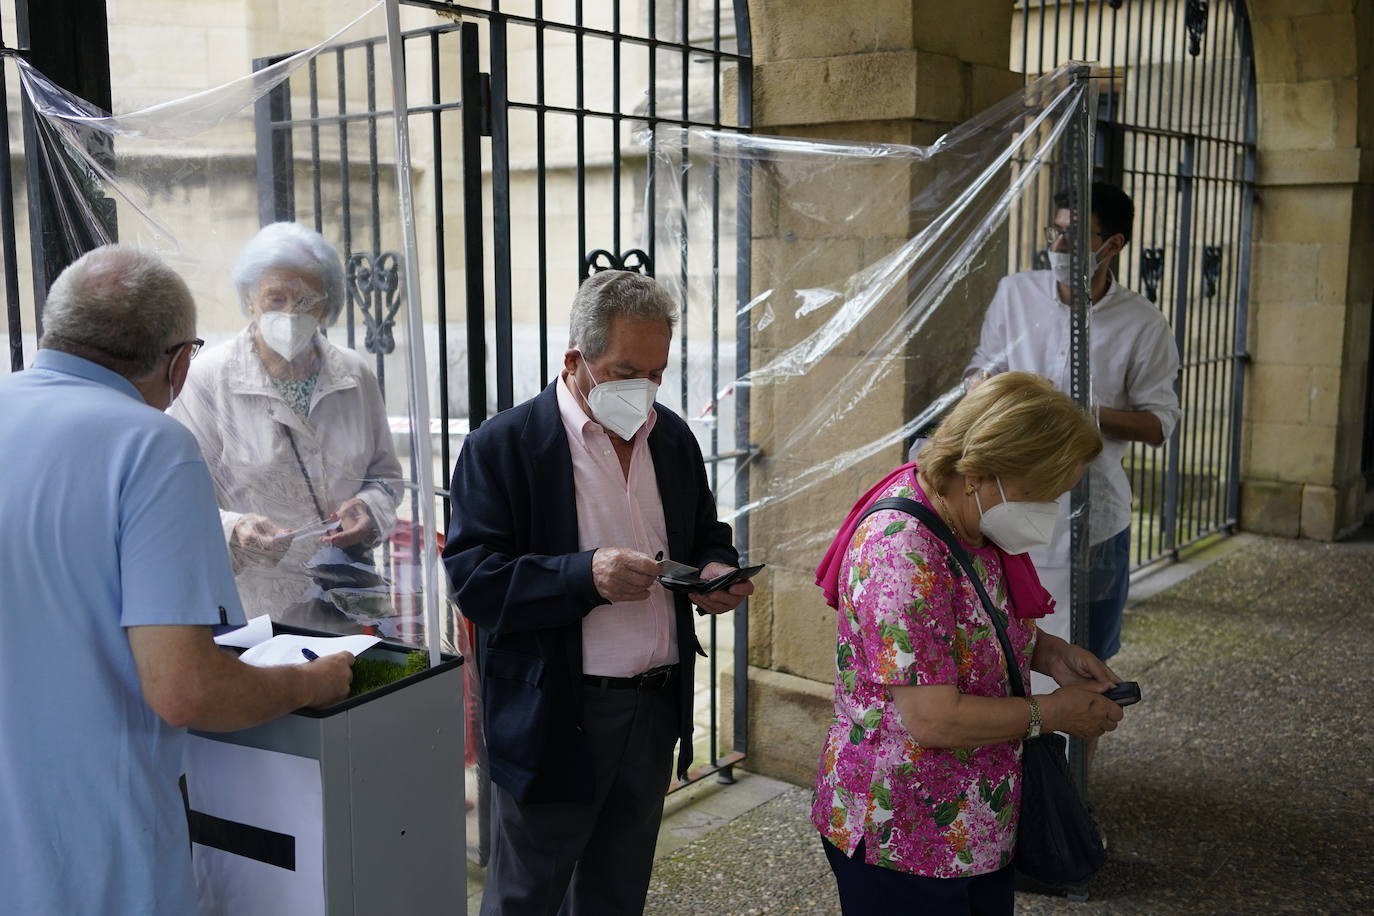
[14,1,450,653]
[650,65,1098,591]
[167,220,409,636]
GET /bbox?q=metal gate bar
[1013,0,1255,572]
[1227,6,1258,529]
[1,28,25,373]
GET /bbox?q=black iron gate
[252,0,754,861]
[1013,0,1256,569]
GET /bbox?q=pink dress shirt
[556,374,677,677]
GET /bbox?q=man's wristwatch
[1024,697,1043,739]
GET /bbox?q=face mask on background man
[1048,239,1112,287]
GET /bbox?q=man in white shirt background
[965,182,1182,748]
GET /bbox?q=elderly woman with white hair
[171,222,402,631]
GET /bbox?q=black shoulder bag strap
[857,500,1106,887]
[857,496,1027,698]
[283,424,330,524]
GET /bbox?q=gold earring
[965,483,976,495]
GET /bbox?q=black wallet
[657,563,765,595]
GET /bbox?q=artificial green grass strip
[347,650,429,698]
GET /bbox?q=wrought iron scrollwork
[1141,247,1165,303]
[581,247,654,282]
[1202,245,1223,299]
[1186,0,1209,56]
[346,250,402,355]
[1107,0,1125,9]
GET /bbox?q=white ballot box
[186,630,465,915]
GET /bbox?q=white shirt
[966,270,1182,549]
[555,374,677,677]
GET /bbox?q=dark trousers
[480,681,679,916]
[1088,526,1132,661]
[822,837,1015,916]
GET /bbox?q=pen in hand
[301,648,319,661]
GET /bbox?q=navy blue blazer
[442,381,739,803]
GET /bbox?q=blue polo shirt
[0,350,245,914]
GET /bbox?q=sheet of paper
[239,633,381,667]
[213,614,273,649]
[272,519,341,543]
[185,736,324,916]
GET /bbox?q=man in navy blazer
[444,270,752,916]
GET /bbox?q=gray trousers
[480,681,680,916]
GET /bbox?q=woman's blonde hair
[921,372,1103,501]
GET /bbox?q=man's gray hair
[40,245,195,381]
[568,270,678,360]
[232,222,346,325]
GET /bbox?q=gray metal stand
[188,638,466,915]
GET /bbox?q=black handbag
[860,496,1106,887]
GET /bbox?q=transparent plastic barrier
[650,66,1099,574]
[15,1,452,656]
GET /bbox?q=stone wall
[1241,0,1374,539]
[739,0,1020,787]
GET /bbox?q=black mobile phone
[1103,681,1141,707]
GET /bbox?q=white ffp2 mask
[1048,240,1112,287]
[975,477,1059,555]
[258,312,319,360]
[577,362,657,440]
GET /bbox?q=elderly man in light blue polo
[0,246,356,914]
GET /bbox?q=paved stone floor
[640,530,1374,915]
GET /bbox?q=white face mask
[975,477,1060,555]
[1048,239,1112,287]
[258,311,319,361]
[575,358,658,440]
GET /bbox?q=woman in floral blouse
[813,372,1127,914]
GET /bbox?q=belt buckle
[639,666,672,690]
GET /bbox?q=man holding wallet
[443,269,752,916]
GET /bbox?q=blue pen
[301,648,319,661]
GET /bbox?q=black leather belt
[582,664,678,691]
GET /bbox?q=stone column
[736,0,1019,785]
[1241,1,1373,540]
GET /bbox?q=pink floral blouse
[811,468,1037,877]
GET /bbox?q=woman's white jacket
[170,328,403,619]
